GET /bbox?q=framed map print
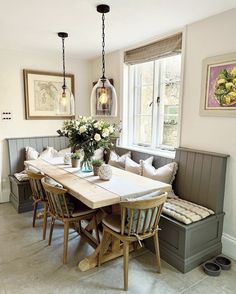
[23,69,75,119]
[200,52,236,117]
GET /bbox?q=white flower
[94,122,99,129]
[102,128,109,138]
[94,133,101,141]
[79,125,87,134]
[108,126,114,133]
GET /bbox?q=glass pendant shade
[57,86,75,116]
[91,78,117,116]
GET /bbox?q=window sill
[117,144,176,159]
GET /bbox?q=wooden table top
[25,158,171,209]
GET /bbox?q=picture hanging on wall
[23,69,75,120]
[200,52,236,117]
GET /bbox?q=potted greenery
[71,151,81,168]
[91,159,104,176]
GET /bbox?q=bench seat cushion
[162,198,215,224]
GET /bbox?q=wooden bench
[7,136,69,213]
[6,137,228,273]
[114,146,228,273]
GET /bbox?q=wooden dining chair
[27,170,48,240]
[99,192,167,291]
[41,177,99,264]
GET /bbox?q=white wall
[88,8,236,258]
[0,49,91,202]
[181,8,236,259]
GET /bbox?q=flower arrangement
[214,67,236,106]
[57,116,119,172]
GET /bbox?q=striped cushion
[162,198,214,224]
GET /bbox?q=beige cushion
[141,161,178,184]
[57,147,72,157]
[39,147,55,159]
[93,148,104,161]
[25,146,39,160]
[45,176,63,188]
[102,214,121,233]
[125,156,153,175]
[163,198,215,224]
[108,151,131,170]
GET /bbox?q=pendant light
[91,4,117,117]
[57,32,75,116]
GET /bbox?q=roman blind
[124,33,182,65]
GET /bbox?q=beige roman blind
[124,33,182,65]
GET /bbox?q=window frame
[127,54,182,151]
[120,30,185,157]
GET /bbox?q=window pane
[132,61,154,145]
[158,54,181,147]
[134,115,152,146]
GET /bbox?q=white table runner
[44,157,171,199]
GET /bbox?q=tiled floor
[0,203,235,294]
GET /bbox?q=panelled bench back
[7,136,69,213]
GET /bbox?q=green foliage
[71,151,81,160]
[91,159,104,167]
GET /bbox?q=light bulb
[99,88,108,104]
[61,91,67,106]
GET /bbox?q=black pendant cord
[101,12,106,82]
[62,37,66,92]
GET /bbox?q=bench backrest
[115,146,228,213]
[174,147,228,214]
[6,136,69,175]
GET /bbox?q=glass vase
[81,157,93,173]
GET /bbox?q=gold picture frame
[23,69,75,120]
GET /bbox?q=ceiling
[1,0,235,59]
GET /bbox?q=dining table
[25,157,171,271]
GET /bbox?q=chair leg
[48,217,55,246]
[42,202,48,240]
[32,202,38,227]
[98,230,111,267]
[63,221,69,264]
[123,241,129,291]
[153,231,161,273]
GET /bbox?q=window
[126,53,181,151]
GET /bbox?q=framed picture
[200,52,236,117]
[23,69,75,119]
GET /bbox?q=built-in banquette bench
[114,146,228,273]
[7,136,69,213]
[7,136,228,273]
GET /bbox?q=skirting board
[222,233,236,260]
[0,188,10,203]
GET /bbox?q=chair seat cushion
[162,198,215,224]
[102,214,121,233]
